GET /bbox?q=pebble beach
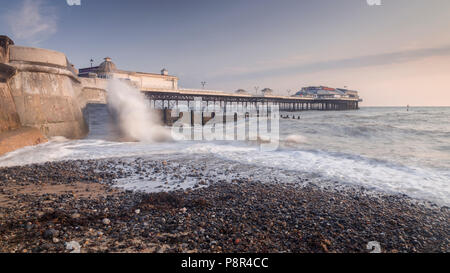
[0,158,448,253]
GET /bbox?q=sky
[1,0,449,106]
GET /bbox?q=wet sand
[0,127,47,156]
[0,159,448,253]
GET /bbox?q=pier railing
[142,89,360,112]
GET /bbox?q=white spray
[284,134,307,145]
[106,78,172,142]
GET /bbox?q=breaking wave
[106,79,172,142]
[0,106,449,206]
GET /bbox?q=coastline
[0,159,448,253]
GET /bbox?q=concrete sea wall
[0,35,184,155]
[6,45,88,139]
[0,36,20,134]
[0,36,99,154]
[0,34,115,155]
[79,77,108,105]
[0,36,48,155]
[0,79,20,134]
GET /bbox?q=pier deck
[142,88,361,112]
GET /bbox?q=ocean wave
[284,134,308,145]
[1,107,449,207]
[202,144,450,206]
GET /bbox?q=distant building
[294,86,359,99]
[235,89,249,95]
[260,88,274,97]
[78,57,178,90]
[336,88,359,99]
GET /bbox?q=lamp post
[254,86,259,95]
[90,59,94,68]
[201,81,207,89]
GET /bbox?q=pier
[78,56,362,123]
[140,88,361,126]
[143,88,360,112]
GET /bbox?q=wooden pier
[143,88,360,112]
[141,88,361,126]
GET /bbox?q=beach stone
[0,158,449,253]
[71,213,81,219]
[65,241,81,253]
[25,222,33,231]
[43,229,58,239]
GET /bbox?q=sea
[1,105,449,206]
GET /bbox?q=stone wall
[0,36,48,154]
[79,77,108,105]
[7,45,88,139]
[9,46,68,67]
[0,82,21,133]
[0,37,20,134]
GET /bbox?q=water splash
[106,79,172,142]
[284,134,307,145]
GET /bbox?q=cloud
[5,0,57,45]
[212,45,450,81]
